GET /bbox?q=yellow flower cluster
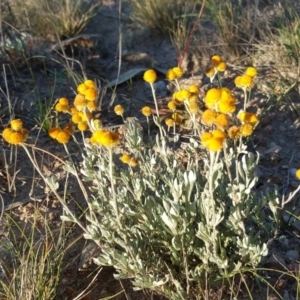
[49,125,74,144]
[204,88,236,113]
[120,154,138,167]
[90,130,119,147]
[234,67,257,90]
[206,55,226,80]
[201,129,227,152]
[2,119,28,145]
[166,67,184,80]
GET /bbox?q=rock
[264,253,287,271]
[285,250,299,262]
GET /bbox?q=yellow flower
[240,123,253,136]
[212,129,227,139]
[49,127,60,139]
[211,55,222,66]
[165,118,175,127]
[8,131,25,145]
[202,109,216,125]
[74,94,88,111]
[238,111,259,125]
[77,83,87,94]
[56,130,71,144]
[235,74,253,89]
[10,119,23,131]
[166,69,176,80]
[245,67,257,78]
[70,106,78,115]
[205,88,221,110]
[84,79,96,89]
[2,128,14,141]
[201,130,226,152]
[87,101,97,112]
[189,84,199,94]
[141,106,152,117]
[92,130,119,147]
[218,97,236,114]
[58,98,69,106]
[77,122,88,131]
[201,132,213,143]
[55,102,69,113]
[205,137,224,151]
[215,113,230,129]
[296,169,300,180]
[172,67,183,78]
[72,112,82,124]
[114,104,125,116]
[167,101,177,111]
[216,61,226,72]
[143,69,157,83]
[120,154,131,164]
[80,111,92,122]
[84,88,98,101]
[174,89,190,102]
[228,126,241,139]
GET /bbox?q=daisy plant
[6,63,298,299]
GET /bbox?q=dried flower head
[228,126,241,139]
[129,157,138,167]
[206,66,216,78]
[141,106,152,117]
[240,123,253,136]
[143,69,157,83]
[63,123,76,135]
[188,102,199,114]
[171,113,182,125]
[114,104,125,116]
